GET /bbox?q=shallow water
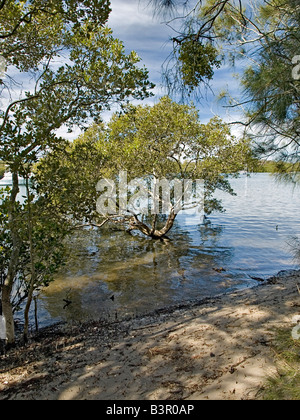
[31,174,300,326]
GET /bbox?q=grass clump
[262,328,300,400]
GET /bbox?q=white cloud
[108,0,174,84]
[1,0,245,140]
[108,0,245,129]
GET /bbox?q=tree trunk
[1,284,14,345]
[128,210,177,240]
[153,210,177,239]
[23,176,36,344]
[23,288,34,344]
[34,296,39,333]
[1,172,20,345]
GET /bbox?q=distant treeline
[0,161,5,179]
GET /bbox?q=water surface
[32,174,300,326]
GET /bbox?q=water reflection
[38,221,239,326]
[37,174,300,327]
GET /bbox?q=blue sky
[1,0,246,140]
[107,0,245,131]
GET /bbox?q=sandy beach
[0,270,299,400]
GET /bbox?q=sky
[107,0,245,130]
[0,0,245,140]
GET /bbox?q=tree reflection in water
[38,219,237,326]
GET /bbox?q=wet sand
[0,270,299,400]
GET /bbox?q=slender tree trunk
[23,176,36,344]
[34,296,39,333]
[2,172,20,345]
[23,287,34,344]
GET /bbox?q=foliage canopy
[36,96,251,239]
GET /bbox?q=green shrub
[0,162,5,179]
[261,329,300,400]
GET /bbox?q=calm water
[29,173,300,327]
